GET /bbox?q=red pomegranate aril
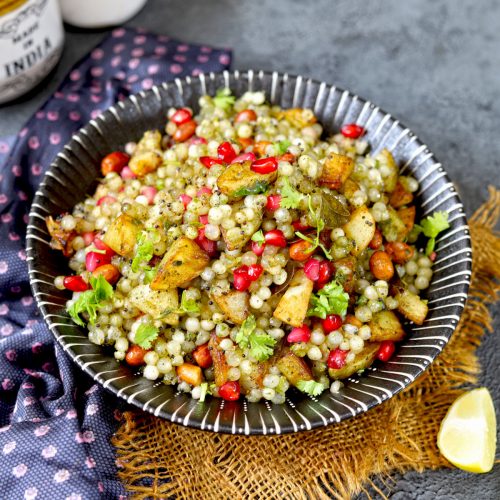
[194,228,218,257]
[120,166,136,179]
[85,251,110,272]
[266,194,282,211]
[292,220,310,232]
[219,381,241,401]
[140,186,157,205]
[189,136,207,145]
[287,325,311,343]
[199,156,224,169]
[327,348,348,369]
[217,141,237,163]
[322,314,342,333]
[251,240,265,256]
[429,251,437,262]
[82,232,95,246]
[97,195,117,206]
[199,214,209,225]
[233,273,251,291]
[251,157,278,174]
[235,109,257,123]
[377,341,395,362]
[171,107,192,125]
[63,275,89,292]
[341,123,365,139]
[173,119,197,142]
[264,229,287,247]
[231,152,256,164]
[197,187,212,197]
[304,258,320,281]
[233,265,250,277]
[94,238,115,258]
[247,264,263,281]
[318,261,334,284]
[179,194,192,209]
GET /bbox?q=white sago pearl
[307,346,323,361]
[268,328,285,340]
[274,208,290,223]
[330,380,343,394]
[219,338,233,351]
[311,329,325,345]
[157,358,173,374]
[262,388,275,400]
[358,325,372,340]
[263,374,280,388]
[374,280,389,297]
[191,386,202,399]
[364,285,378,300]
[343,323,359,336]
[54,276,65,290]
[237,123,253,138]
[143,365,160,380]
[208,207,223,224]
[172,355,184,366]
[167,341,181,356]
[115,337,129,352]
[144,351,159,365]
[204,224,220,241]
[273,269,288,285]
[200,320,215,331]
[418,256,432,268]
[345,352,356,364]
[72,236,85,251]
[327,331,343,348]
[250,295,264,309]
[212,261,227,275]
[227,367,241,381]
[114,351,125,361]
[240,359,253,374]
[418,267,433,280]
[355,305,372,323]
[349,336,365,353]
[331,227,345,240]
[74,249,86,264]
[257,287,271,300]
[185,317,200,333]
[339,341,350,351]
[226,351,241,367]
[386,297,399,310]
[196,331,211,346]
[201,268,215,282]
[241,252,258,266]
[61,214,76,231]
[221,218,236,230]
[415,276,429,290]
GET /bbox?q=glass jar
[0,0,64,104]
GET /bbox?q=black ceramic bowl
[27,70,472,434]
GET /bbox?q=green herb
[296,380,325,397]
[199,382,209,402]
[280,177,304,209]
[67,275,114,327]
[85,246,106,255]
[143,266,158,284]
[135,323,159,349]
[414,211,450,255]
[213,88,235,110]
[251,230,265,245]
[307,280,349,319]
[274,140,291,155]
[235,315,277,361]
[179,290,201,314]
[131,230,158,273]
[295,196,333,259]
[234,180,269,197]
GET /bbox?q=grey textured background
[1,0,498,497]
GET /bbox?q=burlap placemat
[112,187,500,500]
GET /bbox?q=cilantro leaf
[280,177,304,209]
[307,280,349,319]
[179,290,201,314]
[251,230,265,245]
[143,266,158,284]
[274,140,291,155]
[296,379,325,397]
[131,230,157,273]
[199,382,209,402]
[233,180,269,197]
[213,88,235,110]
[135,323,159,349]
[235,315,276,361]
[414,211,450,256]
[67,274,114,327]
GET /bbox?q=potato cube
[379,149,398,193]
[277,347,313,386]
[396,289,428,325]
[103,214,142,256]
[379,206,407,242]
[398,206,416,238]
[328,342,381,379]
[129,285,179,325]
[389,182,414,208]
[208,334,230,387]
[368,310,405,342]
[210,290,250,325]
[343,206,376,256]
[216,161,277,198]
[319,153,354,189]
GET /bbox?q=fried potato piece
[210,290,250,325]
[150,236,209,290]
[379,206,407,242]
[398,206,416,238]
[276,347,313,387]
[368,310,405,342]
[379,149,398,193]
[128,284,179,325]
[276,108,317,129]
[129,130,163,176]
[208,334,230,387]
[389,181,414,208]
[216,160,277,198]
[396,289,428,325]
[340,178,361,199]
[239,361,267,394]
[319,153,354,190]
[45,215,76,257]
[273,269,314,327]
[343,205,376,256]
[328,342,381,379]
[103,214,143,256]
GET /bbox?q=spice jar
[0,0,64,104]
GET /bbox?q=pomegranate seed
[140,186,157,205]
[251,240,265,256]
[85,251,110,272]
[304,258,320,281]
[173,119,197,142]
[217,141,237,163]
[322,314,342,333]
[219,381,241,401]
[266,194,282,211]
[94,238,115,258]
[189,136,207,145]
[192,343,212,368]
[194,228,218,257]
[287,325,311,343]
[97,195,117,206]
[199,156,224,169]
[250,157,278,174]
[264,229,287,247]
[318,261,334,284]
[179,194,192,209]
[82,232,95,246]
[120,166,136,179]
[233,273,251,291]
[292,220,310,232]
[235,109,257,123]
[199,214,209,225]
[197,187,212,197]
[327,348,348,369]
[247,264,263,281]
[230,152,256,164]
[341,123,365,139]
[171,107,192,125]
[429,251,437,262]
[233,265,250,277]
[377,341,395,362]
[63,275,89,292]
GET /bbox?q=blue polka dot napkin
[0,27,231,500]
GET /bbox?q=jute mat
[112,187,500,500]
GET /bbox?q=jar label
[0,0,64,103]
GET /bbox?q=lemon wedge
[437,387,497,473]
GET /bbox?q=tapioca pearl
[143,365,160,380]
